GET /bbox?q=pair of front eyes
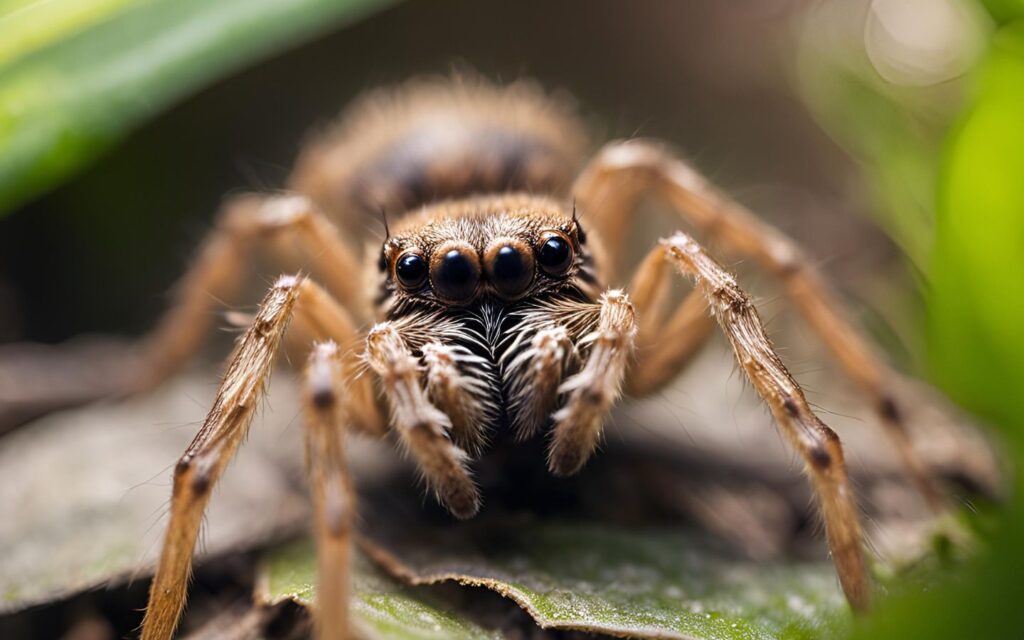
[391,231,575,303]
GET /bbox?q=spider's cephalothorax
[26,73,957,638]
[372,196,607,448]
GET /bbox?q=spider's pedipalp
[504,324,574,439]
[422,341,499,452]
[365,323,480,518]
[661,231,870,610]
[547,289,637,476]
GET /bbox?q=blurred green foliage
[0,0,392,216]
[806,3,1024,638]
[796,42,945,275]
[981,0,1024,23]
[930,19,1024,443]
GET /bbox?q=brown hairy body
[4,75,953,638]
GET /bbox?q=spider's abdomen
[290,75,588,234]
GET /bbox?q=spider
[40,75,942,639]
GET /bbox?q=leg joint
[808,444,832,470]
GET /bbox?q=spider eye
[395,252,428,289]
[431,244,480,303]
[536,231,574,276]
[484,239,534,300]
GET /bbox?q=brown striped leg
[137,194,366,390]
[141,276,373,640]
[291,278,385,437]
[623,243,715,396]
[574,139,945,512]
[141,276,302,640]
[364,323,481,519]
[303,341,358,640]
[547,290,637,476]
[662,232,870,611]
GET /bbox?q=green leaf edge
[0,0,396,216]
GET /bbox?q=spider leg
[303,341,357,640]
[365,323,481,518]
[292,278,384,436]
[139,194,366,389]
[141,276,375,640]
[547,290,637,476]
[574,139,945,512]
[661,231,870,610]
[625,243,715,396]
[0,194,365,429]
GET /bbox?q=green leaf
[262,540,502,640]
[264,523,852,640]
[0,0,394,216]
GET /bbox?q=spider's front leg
[654,231,870,611]
[141,276,374,640]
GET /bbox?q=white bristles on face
[422,341,500,452]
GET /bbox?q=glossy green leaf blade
[264,524,851,640]
[263,540,502,640]
[0,0,393,215]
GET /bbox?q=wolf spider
[10,76,948,638]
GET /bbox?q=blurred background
[1,0,1022,638]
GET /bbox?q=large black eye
[395,252,428,289]
[485,239,534,300]
[431,244,480,303]
[536,231,574,276]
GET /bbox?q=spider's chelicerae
[88,76,946,639]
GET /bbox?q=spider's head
[373,194,601,316]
